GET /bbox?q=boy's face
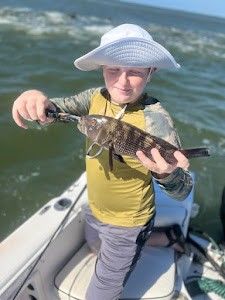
[103,66,150,105]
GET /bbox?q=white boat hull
[0,172,224,300]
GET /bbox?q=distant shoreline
[119,0,225,21]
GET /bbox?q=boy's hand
[12,89,56,129]
[136,148,189,177]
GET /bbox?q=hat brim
[74,37,180,71]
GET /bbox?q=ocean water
[0,0,225,241]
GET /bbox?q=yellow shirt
[86,91,155,227]
[51,87,193,214]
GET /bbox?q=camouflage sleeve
[49,87,100,116]
[144,100,193,200]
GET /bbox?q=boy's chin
[111,94,137,105]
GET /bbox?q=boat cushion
[55,243,176,300]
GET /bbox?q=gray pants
[84,207,154,300]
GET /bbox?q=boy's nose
[118,72,129,85]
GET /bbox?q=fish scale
[77,114,210,167]
[45,110,210,168]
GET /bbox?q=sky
[122,0,225,18]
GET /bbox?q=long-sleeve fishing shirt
[50,87,193,227]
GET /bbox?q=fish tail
[180,147,210,159]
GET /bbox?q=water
[1,0,225,241]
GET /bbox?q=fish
[45,110,210,171]
[76,114,210,171]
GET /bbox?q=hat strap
[147,67,156,82]
[115,104,128,120]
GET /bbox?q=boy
[12,24,192,300]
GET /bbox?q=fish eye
[91,119,97,126]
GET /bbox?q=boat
[0,172,225,300]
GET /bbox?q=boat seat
[55,243,176,300]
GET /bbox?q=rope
[187,228,225,279]
[198,277,225,298]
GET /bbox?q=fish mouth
[77,122,85,134]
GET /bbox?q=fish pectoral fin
[86,142,103,158]
[112,153,125,164]
[109,148,126,171]
[109,146,113,171]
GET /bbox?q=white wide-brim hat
[74,24,180,71]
